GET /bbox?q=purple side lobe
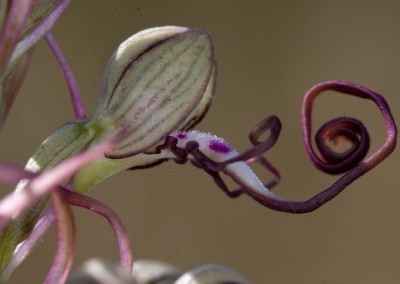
[177,132,187,139]
[209,139,232,154]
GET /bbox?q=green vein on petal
[92,26,214,158]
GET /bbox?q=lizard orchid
[0,2,396,284]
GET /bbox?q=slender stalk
[45,32,86,119]
[0,162,36,183]
[45,188,75,284]
[61,190,133,271]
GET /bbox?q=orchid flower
[0,25,217,282]
[0,2,396,283]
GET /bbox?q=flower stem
[45,188,75,284]
[45,32,86,119]
[62,190,134,271]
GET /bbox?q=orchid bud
[175,264,254,284]
[68,259,136,284]
[90,26,214,158]
[132,260,181,283]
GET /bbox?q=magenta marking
[209,139,232,154]
[177,132,187,139]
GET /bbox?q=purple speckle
[209,139,232,154]
[177,132,187,139]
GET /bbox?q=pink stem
[45,188,75,284]
[45,32,86,119]
[61,190,133,271]
[0,161,36,183]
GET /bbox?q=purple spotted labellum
[75,80,396,216]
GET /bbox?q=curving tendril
[262,80,396,212]
[153,80,396,213]
[313,117,370,174]
[304,82,373,175]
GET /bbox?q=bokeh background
[1,1,400,283]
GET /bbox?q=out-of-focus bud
[90,26,214,158]
[175,264,254,284]
[132,260,181,284]
[67,259,136,284]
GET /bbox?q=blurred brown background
[1,1,400,283]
